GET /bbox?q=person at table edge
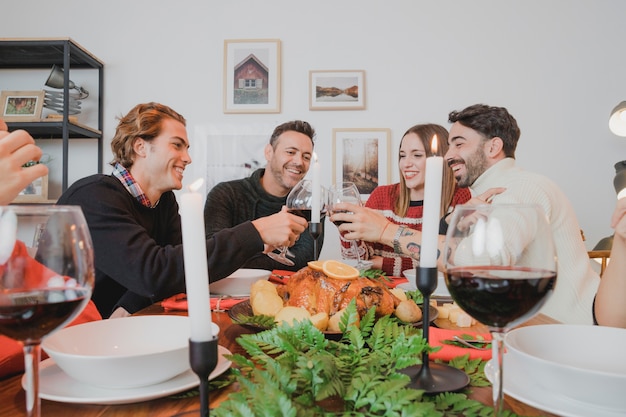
[594,196,626,328]
[204,120,323,271]
[57,102,307,318]
[331,104,600,325]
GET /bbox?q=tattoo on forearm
[406,242,421,261]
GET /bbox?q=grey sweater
[204,168,324,271]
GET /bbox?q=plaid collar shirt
[111,162,157,208]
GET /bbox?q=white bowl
[401,269,450,297]
[504,324,626,410]
[209,268,271,296]
[42,315,218,389]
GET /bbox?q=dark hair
[448,104,520,158]
[269,120,315,148]
[396,124,455,218]
[110,102,186,168]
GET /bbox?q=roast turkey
[276,266,400,318]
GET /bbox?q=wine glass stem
[23,342,42,417]
[351,240,361,267]
[491,331,505,416]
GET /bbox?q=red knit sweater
[363,183,471,276]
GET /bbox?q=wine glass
[443,204,557,416]
[328,182,365,267]
[0,205,95,417]
[267,180,327,266]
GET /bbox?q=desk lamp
[609,101,626,137]
[45,65,89,99]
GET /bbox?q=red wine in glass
[0,289,90,341]
[445,266,556,330]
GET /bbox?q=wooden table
[0,305,559,417]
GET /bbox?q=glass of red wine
[443,204,557,416]
[267,180,326,266]
[0,205,95,417]
[328,182,365,267]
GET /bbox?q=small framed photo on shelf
[223,39,281,114]
[13,175,49,203]
[309,70,366,111]
[333,128,391,199]
[0,90,45,122]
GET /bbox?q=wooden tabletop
[0,304,559,417]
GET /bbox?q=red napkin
[427,327,492,361]
[269,270,295,285]
[161,293,247,312]
[386,276,408,288]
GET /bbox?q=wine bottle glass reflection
[267,180,326,266]
[0,205,95,417]
[443,204,557,416]
[329,182,364,267]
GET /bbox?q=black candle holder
[309,222,321,261]
[401,267,469,393]
[189,337,219,416]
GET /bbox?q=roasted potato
[394,299,422,323]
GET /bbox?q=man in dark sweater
[57,103,307,318]
[204,120,323,271]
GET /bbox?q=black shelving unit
[0,37,104,194]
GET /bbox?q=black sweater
[204,168,324,271]
[58,174,263,317]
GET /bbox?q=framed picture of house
[333,128,391,199]
[309,70,366,111]
[223,39,281,114]
[0,90,45,122]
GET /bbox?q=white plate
[25,345,232,405]
[485,357,626,417]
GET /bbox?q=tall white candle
[180,178,213,342]
[421,135,443,268]
[311,153,320,223]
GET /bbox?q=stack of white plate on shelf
[43,89,82,114]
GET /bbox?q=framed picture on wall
[12,175,48,203]
[333,128,391,199]
[309,70,366,111]
[223,39,281,114]
[0,90,45,122]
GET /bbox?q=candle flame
[431,135,438,155]
[188,178,204,192]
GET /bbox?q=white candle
[180,178,213,342]
[311,153,320,223]
[421,135,443,268]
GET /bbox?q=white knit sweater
[467,158,600,324]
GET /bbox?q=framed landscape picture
[0,90,45,122]
[309,70,365,110]
[223,39,281,113]
[333,128,391,199]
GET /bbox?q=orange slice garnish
[322,260,359,280]
[307,260,324,271]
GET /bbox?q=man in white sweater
[331,104,599,324]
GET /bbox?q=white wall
[2,0,625,259]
